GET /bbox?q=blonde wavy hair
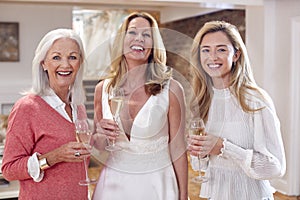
[106,11,172,95]
[190,21,266,122]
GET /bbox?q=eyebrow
[50,51,80,54]
[127,27,151,31]
[200,44,228,48]
[70,51,80,54]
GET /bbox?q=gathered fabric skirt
[92,164,178,200]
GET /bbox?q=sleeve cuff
[220,139,253,166]
[218,138,227,157]
[27,152,44,182]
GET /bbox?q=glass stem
[112,115,119,147]
[198,155,202,178]
[111,139,116,146]
[83,157,89,181]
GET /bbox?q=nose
[209,50,218,60]
[135,33,144,42]
[60,58,71,67]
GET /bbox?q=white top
[92,79,179,200]
[190,87,286,200]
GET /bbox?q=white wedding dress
[92,79,178,200]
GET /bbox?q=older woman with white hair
[1,28,90,200]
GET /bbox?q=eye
[127,30,137,35]
[201,48,209,53]
[69,55,78,60]
[217,48,227,52]
[53,55,60,60]
[143,33,151,38]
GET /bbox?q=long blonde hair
[106,11,171,95]
[190,21,266,121]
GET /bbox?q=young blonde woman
[188,21,286,200]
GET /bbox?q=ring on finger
[74,151,81,157]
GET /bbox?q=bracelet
[39,158,50,171]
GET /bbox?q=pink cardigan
[1,94,88,200]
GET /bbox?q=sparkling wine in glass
[189,118,208,184]
[75,119,97,186]
[106,87,124,151]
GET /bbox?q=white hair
[24,28,86,105]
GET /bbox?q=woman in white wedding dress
[92,12,188,200]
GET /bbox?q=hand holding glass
[189,118,208,184]
[75,119,97,185]
[106,87,124,151]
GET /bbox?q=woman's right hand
[187,134,223,158]
[96,118,120,141]
[41,142,90,167]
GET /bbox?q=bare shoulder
[95,80,104,92]
[168,79,185,106]
[169,78,184,96]
[94,80,106,121]
[94,80,106,97]
[94,80,106,106]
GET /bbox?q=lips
[130,45,144,51]
[57,71,72,76]
[208,64,221,68]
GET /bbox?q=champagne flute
[106,87,124,151]
[75,119,97,186]
[189,118,208,184]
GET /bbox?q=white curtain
[73,9,129,80]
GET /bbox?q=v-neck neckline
[36,95,75,125]
[110,94,153,142]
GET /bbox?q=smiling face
[200,31,240,89]
[123,17,153,68]
[42,38,81,96]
